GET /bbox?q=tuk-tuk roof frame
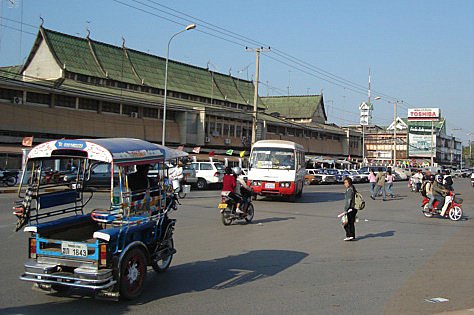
[27,138,187,165]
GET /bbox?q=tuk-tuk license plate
[265,183,275,189]
[218,203,228,209]
[61,241,88,257]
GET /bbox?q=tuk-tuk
[13,138,187,300]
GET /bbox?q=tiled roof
[261,95,326,120]
[29,27,263,107]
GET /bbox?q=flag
[176,145,184,151]
[226,149,233,155]
[192,146,201,154]
[347,155,351,161]
[209,151,215,157]
[239,150,245,158]
[22,136,33,147]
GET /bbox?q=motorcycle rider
[443,169,454,191]
[429,174,449,211]
[412,169,423,192]
[232,166,252,214]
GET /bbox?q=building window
[117,82,127,89]
[0,87,22,100]
[267,125,277,133]
[141,86,150,93]
[143,107,158,119]
[106,80,115,87]
[216,123,222,136]
[287,128,295,136]
[223,124,229,136]
[76,74,89,83]
[295,129,302,137]
[122,105,138,116]
[56,94,76,108]
[90,77,102,85]
[65,72,75,79]
[166,110,176,121]
[78,98,99,111]
[210,122,216,135]
[236,125,242,137]
[102,101,120,113]
[26,92,50,105]
[230,125,235,137]
[151,88,162,95]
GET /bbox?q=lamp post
[162,23,196,146]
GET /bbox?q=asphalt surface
[0,179,472,315]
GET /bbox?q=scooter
[219,192,255,226]
[0,169,19,186]
[421,191,463,221]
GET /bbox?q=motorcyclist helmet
[232,166,242,176]
[435,174,443,183]
[429,175,435,182]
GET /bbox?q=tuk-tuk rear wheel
[119,247,147,300]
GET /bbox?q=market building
[0,27,360,168]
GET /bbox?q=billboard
[408,125,436,157]
[407,108,440,121]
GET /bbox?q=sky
[0,0,473,142]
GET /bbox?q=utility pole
[247,46,270,145]
[393,101,397,166]
[430,120,434,166]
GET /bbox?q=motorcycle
[421,191,463,221]
[219,192,255,226]
[0,169,19,186]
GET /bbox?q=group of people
[221,166,252,214]
[369,168,396,201]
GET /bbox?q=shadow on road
[1,250,308,314]
[357,230,396,240]
[249,216,296,225]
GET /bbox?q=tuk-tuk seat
[37,190,79,210]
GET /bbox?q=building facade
[0,27,360,168]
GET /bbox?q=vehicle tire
[304,179,311,185]
[5,176,17,187]
[423,204,433,218]
[152,238,174,273]
[222,211,233,226]
[119,247,147,300]
[449,206,462,221]
[244,204,254,223]
[196,178,207,190]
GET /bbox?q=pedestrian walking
[340,177,357,241]
[368,169,377,196]
[385,169,395,198]
[371,167,386,200]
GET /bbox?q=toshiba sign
[407,108,440,121]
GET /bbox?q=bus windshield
[250,148,295,170]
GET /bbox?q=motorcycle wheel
[422,204,433,218]
[449,206,462,221]
[5,176,17,187]
[244,204,254,223]
[152,238,174,273]
[222,210,232,226]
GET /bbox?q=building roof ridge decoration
[231,76,250,105]
[86,32,108,78]
[121,37,145,85]
[209,71,227,102]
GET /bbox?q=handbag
[341,214,348,226]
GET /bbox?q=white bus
[248,140,306,201]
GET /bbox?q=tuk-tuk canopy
[27,138,187,165]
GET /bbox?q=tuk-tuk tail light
[99,244,107,266]
[29,238,37,259]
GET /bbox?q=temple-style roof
[21,27,262,108]
[261,95,327,122]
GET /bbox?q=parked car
[356,170,369,182]
[80,163,119,189]
[325,169,345,183]
[148,163,197,186]
[191,161,225,190]
[305,169,323,185]
[315,169,337,184]
[347,170,362,183]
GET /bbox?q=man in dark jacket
[429,175,448,210]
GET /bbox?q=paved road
[0,179,472,315]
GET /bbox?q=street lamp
[162,23,196,146]
[372,97,399,166]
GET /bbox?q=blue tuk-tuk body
[14,138,186,300]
